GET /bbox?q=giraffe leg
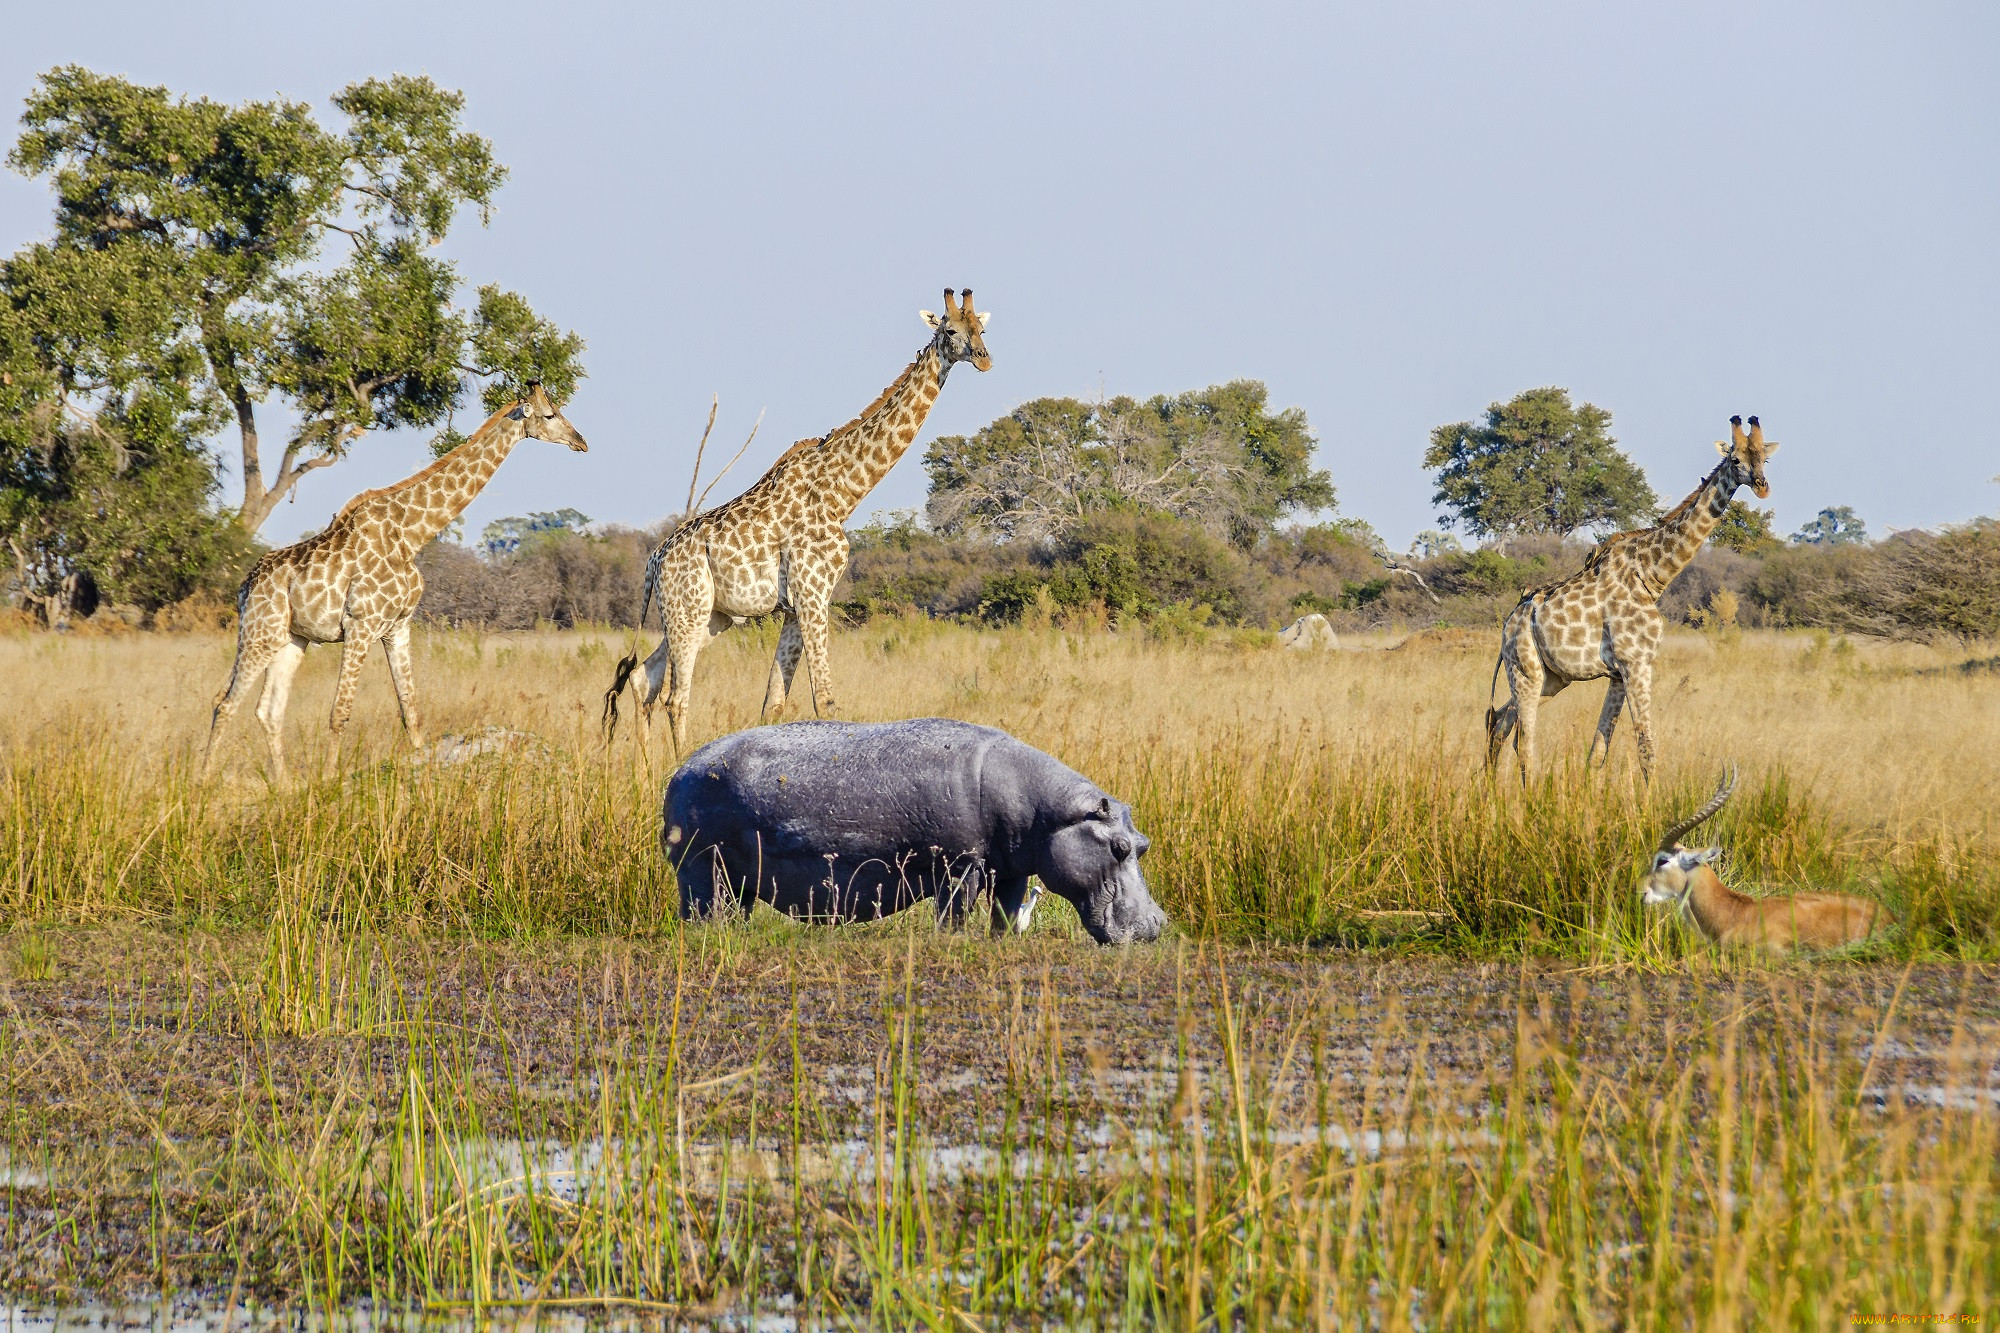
[1520,676,1568,780]
[793,596,839,719]
[381,617,426,749]
[662,607,717,756]
[327,628,374,739]
[1485,636,1522,776]
[1587,678,1627,769]
[637,637,671,721]
[255,634,310,784]
[1623,663,1657,784]
[1485,609,1528,778]
[1512,654,1557,786]
[761,614,804,719]
[204,619,287,777]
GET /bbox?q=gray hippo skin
[663,718,1168,944]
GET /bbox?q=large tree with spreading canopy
[924,380,1335,547]
[6,66,585,535]
[1424,387,1656,542]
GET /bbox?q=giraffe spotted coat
[606,288,992,753]
[203,385,587,781]
[1486,416,1779,783]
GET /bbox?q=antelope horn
[942,287,960,316]
[1729,415,1747,450]
[1658,766,1738,851]
[1747,416,1765,448]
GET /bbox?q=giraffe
[603,287,991,753]
[1484,415,1780,784]
[202,383,587,781]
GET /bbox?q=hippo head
[1037,789,1168,945]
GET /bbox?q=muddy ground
[6,928,1996,1141]
[1,927,1996,1310]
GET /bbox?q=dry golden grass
[0,617,1994,952]
[9,620,1995,810]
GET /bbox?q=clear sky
[2,2,1994,550]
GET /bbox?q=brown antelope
[1642,768,1891,950]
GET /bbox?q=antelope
[1642,768,1891,951]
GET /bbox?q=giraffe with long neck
[1485,415,1781,783]
[203,383,587,781]
[604,288,992,753]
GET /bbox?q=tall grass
[2,931,1992,1325]
[1,622,1995,954]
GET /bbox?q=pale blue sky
[3,2,1994,549]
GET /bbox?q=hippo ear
[1068,791,1114,823]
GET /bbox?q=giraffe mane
[817,350,930,449]
[694,347,935,511]
[331,401,520,521]
[1575,455,1732,574]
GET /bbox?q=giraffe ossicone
[202,383,588,783]
[1484,414,1781,784]
[603,287,993,753]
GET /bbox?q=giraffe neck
[807,342,948,520]
[366,406,529,561]
[1627,461,1737,599]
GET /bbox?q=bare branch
[683,395,719,519]
[694,409,765,515]
[1383,560,1442,604]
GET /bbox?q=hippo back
[667,718,1058,869]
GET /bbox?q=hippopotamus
[662,718,1168,944]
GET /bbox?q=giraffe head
[509,381,589,451]
[1714,414,1778,498]
[920,288,993,372]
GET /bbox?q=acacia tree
[924,380,1334,546]
[8,66,585,533]
[1424,387,1656,542]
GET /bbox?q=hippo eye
[1112,836,1132,862]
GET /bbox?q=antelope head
[1642,767,1737,908]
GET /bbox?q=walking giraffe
[604,288,991,752]
[203,384,587,781]
[1484,415,1780,783]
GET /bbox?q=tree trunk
[234,390,277,533]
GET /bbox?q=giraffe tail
[602,652,640,741]
[1482,628,1511,769]
[603,544,669,742]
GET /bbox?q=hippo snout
[1074,864,1168,945]
[1107,899,1168,945]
